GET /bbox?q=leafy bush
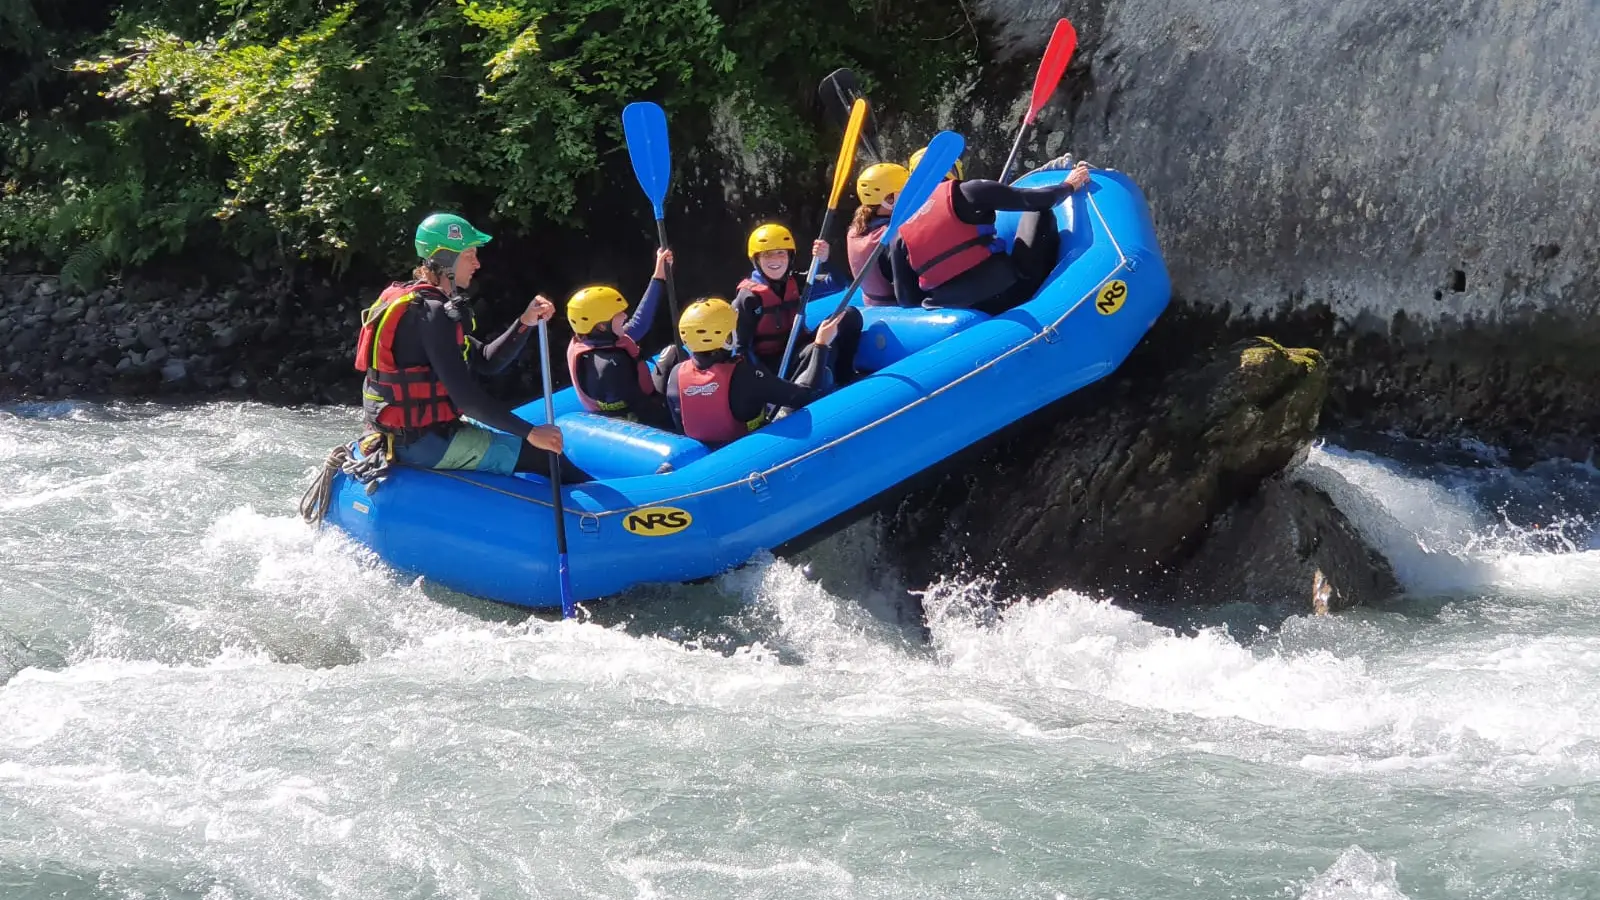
[1,0,972,281]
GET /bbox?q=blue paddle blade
[882,130,966,247]
[622,101,671,220]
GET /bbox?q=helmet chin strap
[426,250,464,298]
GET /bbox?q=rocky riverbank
[0,268,576,406]
[0,271,339,403]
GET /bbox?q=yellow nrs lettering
[622,506,693,537]
[1095,279,1128,315]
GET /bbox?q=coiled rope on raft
[300,439,393,525]
[298,445,351,525]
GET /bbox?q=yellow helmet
[857,163,910,207]
[566,286,628,336]
[746,223,796,259]
[909,147,964,181]
[679,297,737,352]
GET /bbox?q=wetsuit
[665,343,835,447]
[891,179,1076,313]
[386,292,587,480]
[732,267,863,383]
[571,277,672,428]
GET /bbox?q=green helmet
[414,213,492,261]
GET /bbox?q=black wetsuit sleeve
[731,289,773,374]
[468,318,533,376]
[728,357,826,420]
[420,304,534,440]
[664,362,685,431]
[891,238,921,308]
[875,249,894,285]
[958,179,1074,214]
[622,278,664,343]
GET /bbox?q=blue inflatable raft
[323,168,1172,608]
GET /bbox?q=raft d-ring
[1124,257,1139,273]
[1042,324,1061,344]
[578,513,600,534]
[746,471,770,494]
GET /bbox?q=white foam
[1300,847,1411,899]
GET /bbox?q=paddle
[819,68,884,164]
[535,319,577,620]
[775,97,869,383]
[826,130,966,319]
[622,101,682,337]
[997,18,1078,184]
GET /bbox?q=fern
[60,244,106,291]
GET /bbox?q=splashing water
[2,403,1598,898]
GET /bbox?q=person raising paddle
[891,150,1090,314]
[564,247,675,429]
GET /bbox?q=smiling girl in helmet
[665,297,842,447]
[733,223,863,384]
[563,247,675,429]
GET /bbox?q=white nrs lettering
[683,383,720,397]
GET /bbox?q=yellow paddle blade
[826,98,868,210]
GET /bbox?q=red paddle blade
[1025,18,1078,124]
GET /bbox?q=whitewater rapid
[2,402,1597,899]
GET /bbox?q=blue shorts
[392,421,522,476]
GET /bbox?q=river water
[3,400,1598,899]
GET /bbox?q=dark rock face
[945,0,1600,460]
[967,0,1600,326]
[882,334,1395,609]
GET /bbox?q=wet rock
[160,359,188,383]
[1172,478,1401,613]
[136,323,162,352]
[49,300,84,325]
[883,336,1356,605]
[9,327,43,355]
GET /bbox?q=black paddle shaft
[819,69,884,164]
[654,219,681,328]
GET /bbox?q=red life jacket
[738,274,802,359]
[846,219,895,305]
[898,181,1005,291]
[566,333,656,415]
[354,281,464,436]
[672,358,763,446]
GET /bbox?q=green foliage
[0,0,973,277]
